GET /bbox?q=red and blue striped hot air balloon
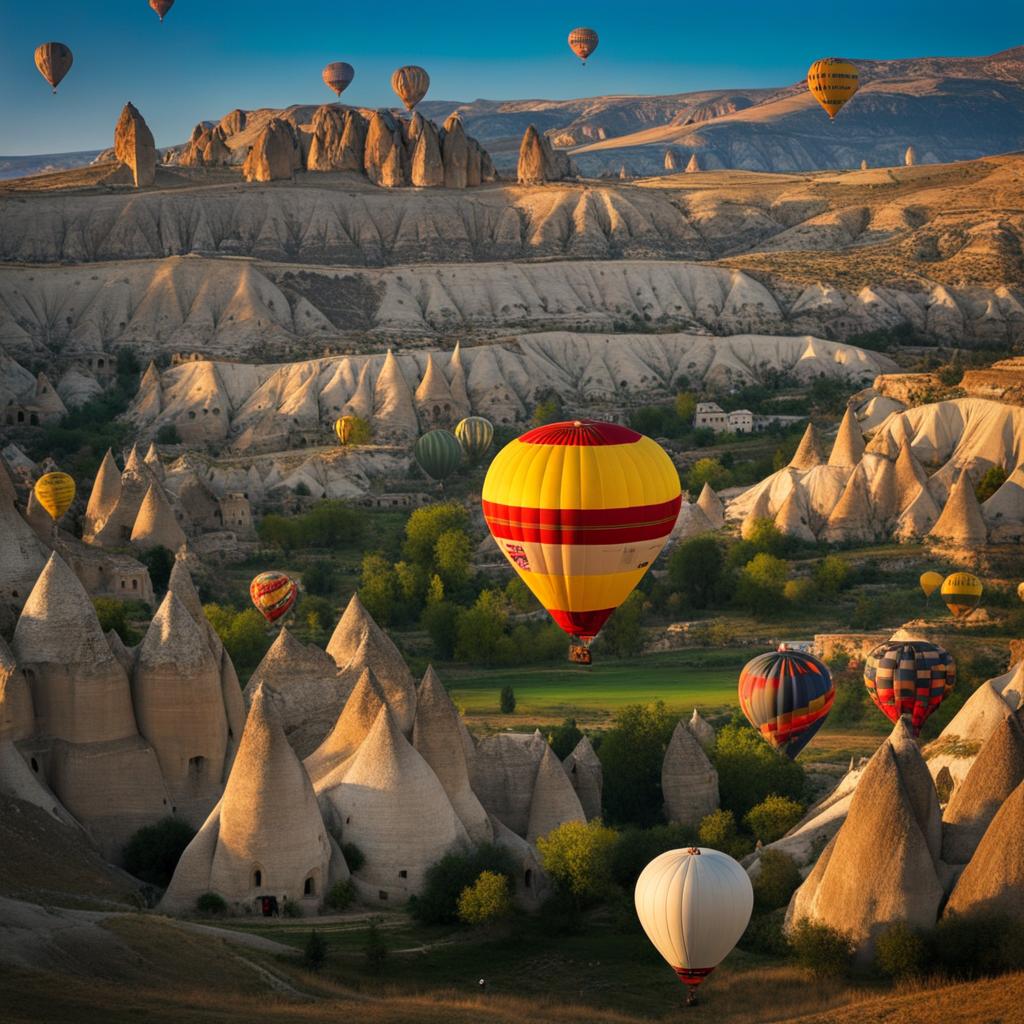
[738,650,835,759]
[250,571,298,625]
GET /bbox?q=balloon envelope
[414,429,463,481]
[920,571,944,599]
[250,572,298,624]
[35,43,73,92]
[34,472,75,521]
[335,415,361,446]
[391,66,430,111]
[455,416,494,461]
[864,640,955,735]
[482,420,681,644]
[738,650,834,759]
[568,27,599,63]
[1018,581,1024,604]
[941,572,983,620]
[149,0,175,20]
[323,61,355,98]
[807,57,859,119]
[635,848,752,991]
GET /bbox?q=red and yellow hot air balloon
[568,27,599,65]
[807,57,859,120]
[482,420,681,659]
[250,571,298,625]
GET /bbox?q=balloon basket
[568,644,592,665]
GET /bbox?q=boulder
[114,102,156,188]
[441,114,470,190]
[243,118,301,183]
[517,125,575,184]
[363,111,408,188]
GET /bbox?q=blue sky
[0,0,1019,153]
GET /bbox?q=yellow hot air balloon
[391,66,430,111]
[807,57,859,120]
[941,571,983,620]
[920,571,944,600]
[33,471,76,521]
[1018,581,1024,604]
[482,420,681,656]
[335,415,370,446]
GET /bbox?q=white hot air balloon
[635,847,753,1005]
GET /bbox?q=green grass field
[445,648,757,725]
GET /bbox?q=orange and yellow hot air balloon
[482,420,681,654]
[34,471,76,521]
[807,57,859,120]
[568,27,599,65]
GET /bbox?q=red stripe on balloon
[517,420,642,447]
[548,607,616,641]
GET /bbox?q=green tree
[813,555,851,594]
[685,458,733,493]
[735,553,789,615]
[531,394,563,427]
[499,685,516,714]
[403,502,470,566]
[257,514,295,551]
[668,535,724,609]
[598,702,675,827]
[610,825,696,889]
[422,599,460,660]
[697,809,752,859]
[302,561,336,597]
[359,553,403,625]
[457,871,512,925]
[325,880,355,911]
[303,930,328,972]
[784,577,817,607]
[712,720,805,819]
[411,845,516,925]
[155,423,181,445]
[122,817,196,887]
[203,605,271,675]
[975,465,1008,503]
[434,528,472,591]
[598,591,646,658]
[752,849,802,912]
[339,414,373,446]
[455,591,508,664]
[674,391,697,423]
[744,795,805,844]
[139,546,175,594]
[363,918,389,974]
[790,920,855,979]
[547,718,583,759]
[92,598,135,644]
[536,820,619,904]
[874,922,927,980]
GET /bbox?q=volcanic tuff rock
[113,103,156,188]
[526,745,586,844]
[243,118,302,183]
[161,683,341,914]
[517,125,577,184]
[127,333,893,453]
[471,731,546,837]
[662,720,720,828]
[563,736,603,821]
[179,123,231,168]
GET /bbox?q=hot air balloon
[482,420,681,655]
[391,66,430,111]
[335,415,366,446]
[35,43,74,94]
[33,472,76,521]
[568,27,599,65]
[455,416,494,463]
[920,571,944,601]
[1017,582,1024,604]
[323,61,355,99]
[941,572,983,620]
[738,650,834,759]
[635,847,753,1006]
[149,0,175,21]
[250,571,298,625]
[807,58,859,120]
[414,429,463,482]
[864,639,955,735]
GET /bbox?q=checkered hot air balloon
[482,419,681,650]
[864,640,955,735]
[249,572,298,625]
[940,572,983,620]
[738,650,834,759]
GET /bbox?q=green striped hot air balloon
[414,429,463,483]
[455,416,494,463]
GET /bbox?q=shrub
[813,555,851,594]
[325,880,355,912]
[203,604,272,675]
[745,795,805,845]
[975,465,1008,504]
[303,929,328,972]
[686,458,733,493]
[536,820,619,904]
[410,845,516,925]
[789,920,855,978]
[736,554,789,615]
[140,546,176,594]
[739,907,790,956]
[457,871,512,925]
[928,912,1024,980]
[752,850,802,912]
[851,596,884,630]
[363,918,388,974]
[196,892,227,916]
[155,423,182,445]
[597,591,646,658]
[547,718,583,759]
[713,721,806,819]
[875,922,927,980]
[784,578,817,606]
[302,561,336,596]
[92,598,136,645]
[456,591,509,664]
[282,899,304,918]
[342,842,366,872]
[697,810,752,860]
[610,824,696,889]
[421,599,460,660]
[599,702,675,828]
[499,685,516,714]
[122,817,196,888]
[667,535,725,609]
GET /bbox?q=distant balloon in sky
[568,27,599,65]
[34,43,74,94]
[391,66,430,111]
[807,57,859,119]
[323,62,355,99]
[149,0,175,21]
